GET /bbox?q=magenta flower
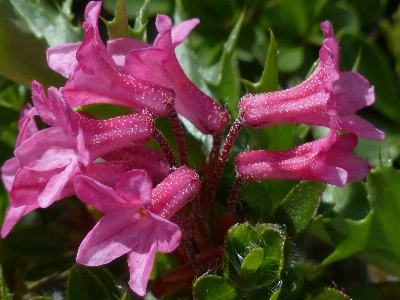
[1,161,130,238]
[236,130,371,187]
[74,168,200,296]
[47,1,175,117]
[239,21,384,141]
[121,14,230,134]
[102,146,170,185]
[9,81,154,209]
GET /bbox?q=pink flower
[236,130,371,187]
[74,168,200,296]
[102,146,170,185]
[1,161,130,238]
[239,21,384,141]
[48,1,175,117]
[9,81,154,208]
[121,14,230,134]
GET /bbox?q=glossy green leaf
[0,0,66,87]
[67,264,123,300]
[273,181,325,239]
[241,30,278,94]
[306,287,350,300]
[319,164,400,277]
[381,5,400,78]
[224,223,286,289]
[0,264,12,300]
[10,0,82,46]
[105,0,130,39]
[193,275,241,300]
[321,182,369,221]
[338,31,400,123]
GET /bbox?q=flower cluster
[1,1,383,296]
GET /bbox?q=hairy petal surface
[149,167,201,218]
[236,131,371,187]
[125,14,230,134]
[61,1,174,116]
[239,21,384,141]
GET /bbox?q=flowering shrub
[1,0,399,299]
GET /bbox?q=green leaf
[319,164,400,277]
[338,31,400,123]
[10,0,82,46]
[0,0,66,87]
[224,223,286,289]
[149,251,179,280]
[67,264,123,300]
[241,30,278,94]
[273,181,325,239]
[105,0,130,39]
[306,287,350,300]
[321,182,369,221]
[0,264,12,300]
[193,275,242,300]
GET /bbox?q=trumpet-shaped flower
[1,161,130,238]
[48,1,175,117]
[10,81,154,209]
[74,168,200,296]
[236,131,371,187]
[123,14,230,134]
[239,21,384,141]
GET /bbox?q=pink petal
[1,204,38,238]
[125,15,229,134]
[127,241,157,296]
[170,18,200,47]
[102,146,170,184]
[31,81,73,132]
[46,42,81,78]
[15,104,38,148]
[236,131,361,187]
[37,161,79,208]
[76,211,143,266]
[149,167,200,218]
[74,175,137,214]
[1,158,20,192]
[14,127,77,170]
[339,114,385,141]
[78,112,155,160]
[107,38,149,67]
[115,170,153,205]
[239,21,384,142]
[148,211,182,252]
[126,212,181,296]
[83,161,131,187]
[10,166,76,207]
[61,3,174,116]
[333,71,375,115]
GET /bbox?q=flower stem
[153,128,178,169]
[204,116,244,206]
[226,176,243,213]
[168,109,189,167]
